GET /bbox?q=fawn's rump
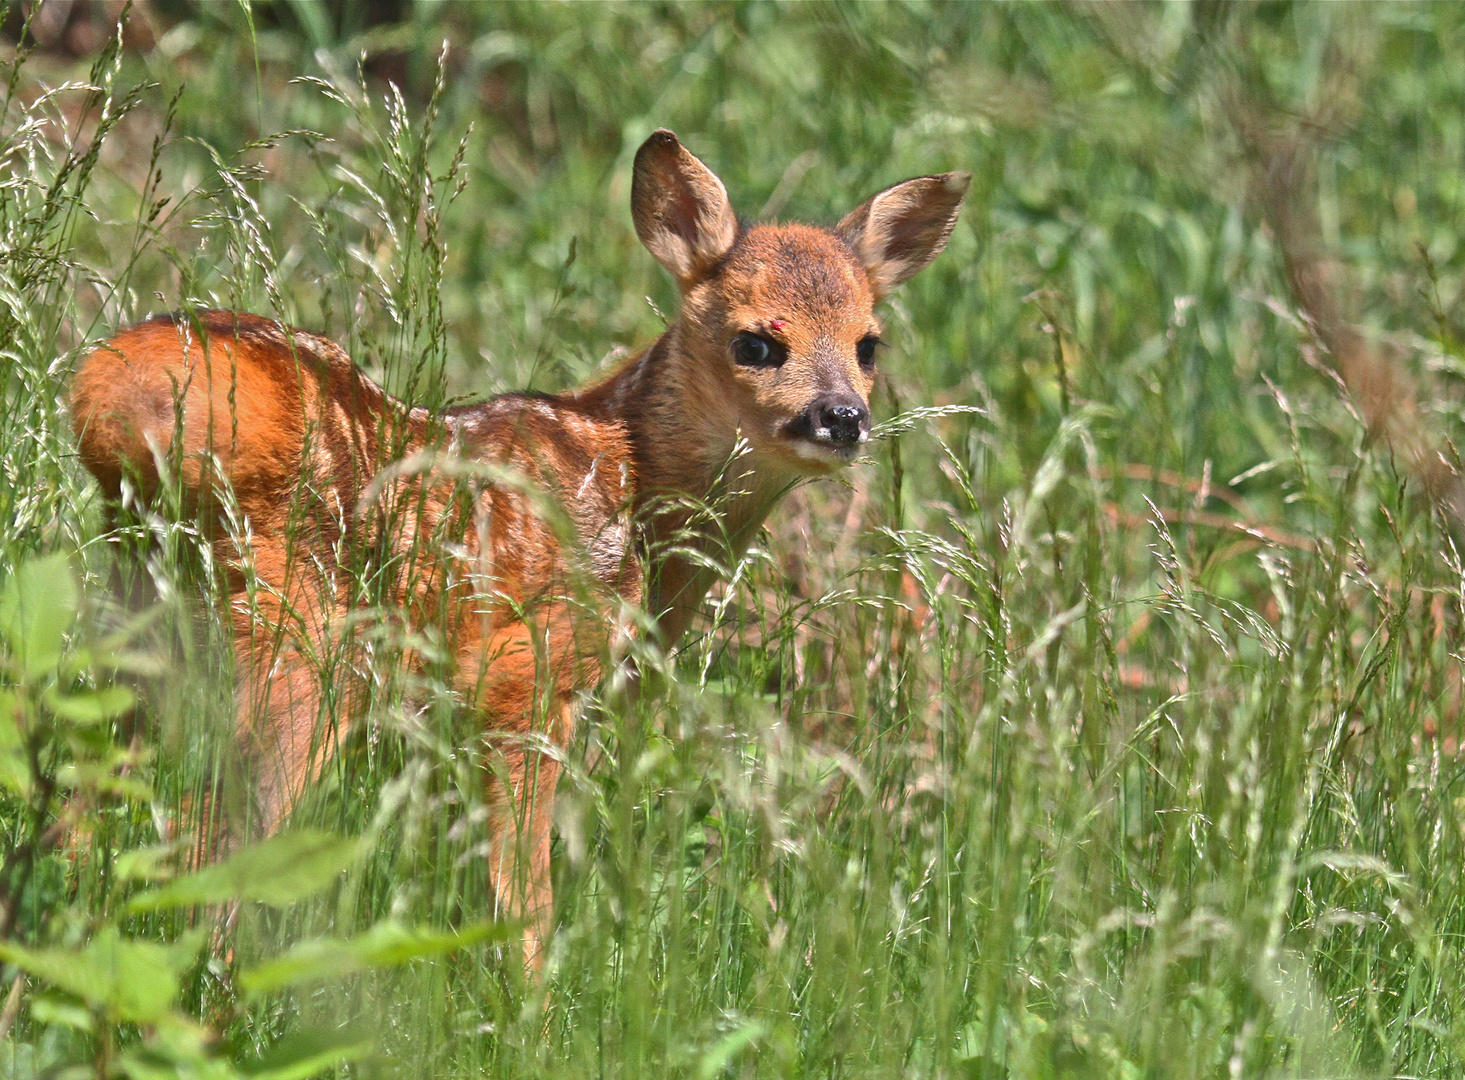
[71,310,641,673]
[70,310,418,531]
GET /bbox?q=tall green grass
[6,2,1465,1076]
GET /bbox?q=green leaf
[129,830,364,911]
[115,841,188,883]
[119,1016,241,1080]
[954,1057,1008,1080]
[29,992,94,1033]
[240,1026,375,1080]
[696,1020,767,1080]
[44,685,136,724]
[238,919,512,996]
[0,554,80,680]
[57,762,154,802]
[0,690,31,796]
[0,928,203,1024]
[94,649,168,677]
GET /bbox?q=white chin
[787,439,857,468]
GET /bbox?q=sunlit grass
[5,2,1465,1077]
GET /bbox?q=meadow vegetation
[4,2,1465,1076]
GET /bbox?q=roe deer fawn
[70,130,968,965]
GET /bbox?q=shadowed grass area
[6,2,1465,1076]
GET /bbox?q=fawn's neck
[576,327,796,643]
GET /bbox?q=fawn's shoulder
[449,391,637,508]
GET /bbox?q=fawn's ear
[837,172,970,299]
[632,130,739,288]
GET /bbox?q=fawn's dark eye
[856,336,882,370]
[733,332,784,368]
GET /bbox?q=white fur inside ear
[838,172,970,299]
[632,131,739,286]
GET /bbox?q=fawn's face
[632,131,969,476]
[680,224,880,473]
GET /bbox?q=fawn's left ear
[632,130,740,289]
[837,172,970,299]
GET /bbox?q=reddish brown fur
[69,131,968,966]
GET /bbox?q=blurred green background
[6,1,1465,1077]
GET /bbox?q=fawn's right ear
[632,130,739,288]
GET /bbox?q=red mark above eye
[770,319,787,333]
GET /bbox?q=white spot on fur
[577,455,601,500]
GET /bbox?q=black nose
[817,397,869,446]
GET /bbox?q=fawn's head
[632,130,968,478]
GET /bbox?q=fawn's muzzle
[786,393,870,453]
[820,400,868,446]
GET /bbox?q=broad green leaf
[64,647,168,679]
[240,1027,375,1080]
[29,992,94,1033]
[238,919,512,996]
[44,685,136,724]
[115,841,189,883]
[57,762,154,802]
[97,650,168,677]
[696,1020,767,1080]
[119,1016,242,1080]
[0,928,203,1024]
[129,830,364,911]
[0,690,31,795]
[0,554,80,680]
[0,1039,38,1078]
